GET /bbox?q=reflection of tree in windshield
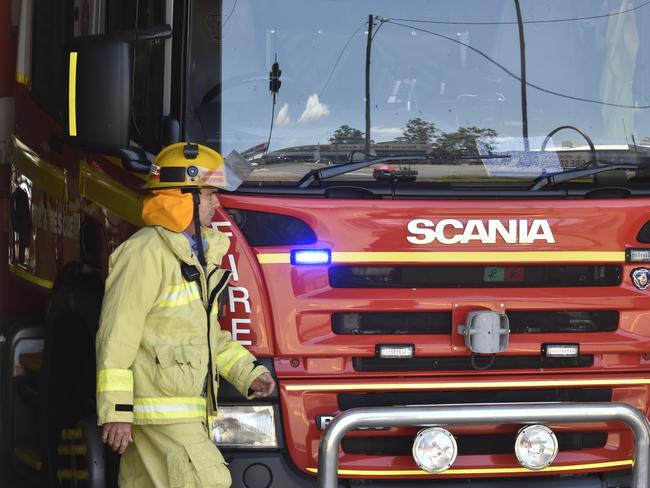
[262,118,498,168]
[433,126,498,159]
[399,117,438,143]
[329,125,365,144]
[325,118,497,160]
[206,0,650,185]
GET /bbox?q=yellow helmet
[143,142,226,191]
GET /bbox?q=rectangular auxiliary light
[291,249,331,265]
[627,248,650,263]
[542,343,579,358]
[376,344,415,359]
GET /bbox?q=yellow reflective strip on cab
[338,251,624,263]
[13,136,66,200]
[96,369,133,393]
[257,251,624,265]
[8,263,54,289]
[216,343,249,378]
[79,161,144,227]
[286,377,650,392]
[68,52,78,136]
[16,72,30,87]
[306,459,634,476]
[257,253,291,264]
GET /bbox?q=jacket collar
[154,225,229,266]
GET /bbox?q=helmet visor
[149,149,253,192]
[220,150,255,192]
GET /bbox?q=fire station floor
[0,464,39,488]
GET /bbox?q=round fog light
[514,424,558,470]
[412,427,457,473]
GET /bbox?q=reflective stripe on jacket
[96,226,268,425]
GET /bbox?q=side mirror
[161,116,181,147]
[66,37,131,148]
[65,36,151,173]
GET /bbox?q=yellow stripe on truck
[13,136,66,200]
[257,251,624,264]
[68,52,78,137]
[306,459,633,476]
[8,263,54,290]
[285,377,650,392]
[79,161,144,227]
[16,72,30,87]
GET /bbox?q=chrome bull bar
[317,402,650,488]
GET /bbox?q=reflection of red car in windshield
[372,163,418,182]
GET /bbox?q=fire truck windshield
[187,0,650,187]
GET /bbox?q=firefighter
[96,142,275,487]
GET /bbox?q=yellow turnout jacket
[96,226,268,425]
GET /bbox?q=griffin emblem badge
[631,268,650,290]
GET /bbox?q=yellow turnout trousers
[119,423,231,488]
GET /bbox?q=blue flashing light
[291,249,331,265]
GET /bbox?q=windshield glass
[187,0,650,185]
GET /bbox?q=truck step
[60,428,83,441]
[57,443,87,456]
[13,447,43,471]
[57,469,89,481]
[18,352,42,374]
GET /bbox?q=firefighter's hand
[101,422,133,454]
[250,372,276,398]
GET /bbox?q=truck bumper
[318,403,650,488]
[222,451,319,488]
[217,450,632,488]
[346,471,631,487]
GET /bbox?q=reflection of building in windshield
[262,140,431,165]
[214,0,650,159]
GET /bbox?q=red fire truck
[4,1,650,487]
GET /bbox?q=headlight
[412,427,457,473]
[209,405,277,448]
[514,424,558,470]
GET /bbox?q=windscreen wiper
[529,163,641,191]
[297,155,428,188]
[296,153,510,188]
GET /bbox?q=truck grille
[329,265,622,288]
[332,312,451,335]
[341,432,607,456]
[338,388,612,410]
[352,355,594,372]
[332,311,618,335]
[508,310,618,333]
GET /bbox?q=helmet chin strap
[191,190,207,268]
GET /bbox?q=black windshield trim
[231,184,650,199]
